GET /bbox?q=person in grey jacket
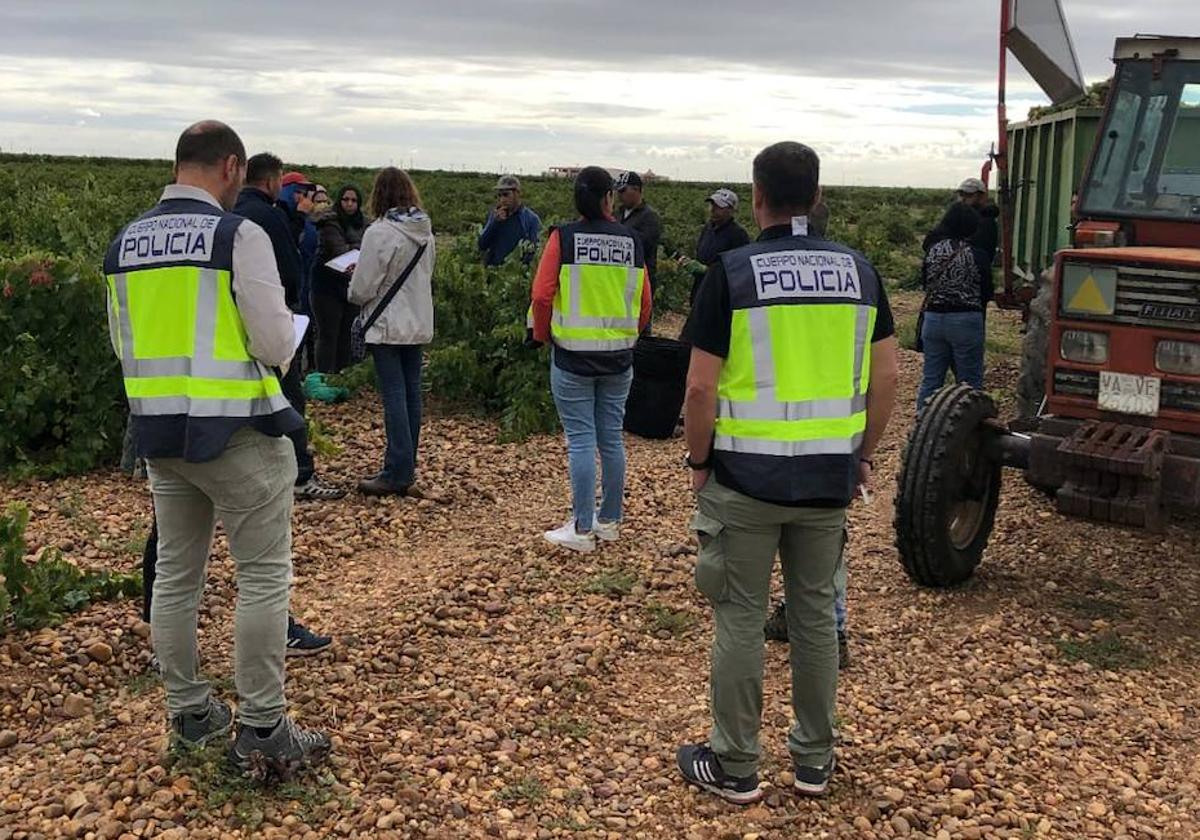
[348,167,437,498]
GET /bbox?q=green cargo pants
[691,477,844,776]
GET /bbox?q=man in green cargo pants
[675,141,898,805]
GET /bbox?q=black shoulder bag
[349,243,428,363]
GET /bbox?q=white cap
[706,188,739,209]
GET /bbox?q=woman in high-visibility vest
[529,167,653,552]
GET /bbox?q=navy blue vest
[552,220,646,377]
[104,196,302,463]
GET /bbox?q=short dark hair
[175,120,246,168]
[752,141,820,214]
[246,152,283,185]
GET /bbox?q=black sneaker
[764,601,788,642]
[676,743,763,805]
[294,475,346,501]
[229,715,331,782]
[287,617,332,657]
[793,754,836,796]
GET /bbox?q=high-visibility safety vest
[713,235,881,504]
[550,220,645,354]
[103,196,300,463]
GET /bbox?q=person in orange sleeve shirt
[528,166,652,553]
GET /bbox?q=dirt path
[2,310,1199,839]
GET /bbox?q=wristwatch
[685,451,713,471]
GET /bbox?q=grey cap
[706,188,739,209]
[957,177,987,194]
[495,174,521,192]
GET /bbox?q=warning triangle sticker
[1068,275,1110,313]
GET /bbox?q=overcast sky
[1,1,1197,186]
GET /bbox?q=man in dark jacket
[689,188,750,304]
[923,177,999,267]
[234,154,346,505]
[234,155,303,309]
[616,170,662,295]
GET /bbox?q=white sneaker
[593,518,620,542]
[543,521,596,553]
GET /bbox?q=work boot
[229,715,331,783]
[358,474,407,497]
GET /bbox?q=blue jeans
[371,344,423,487]
[549,362,634,531]
[917,310,985,411]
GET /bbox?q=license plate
[1098,372,1161,417]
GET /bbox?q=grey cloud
[6,0,1198,84]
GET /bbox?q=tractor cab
[894,32,1200,589]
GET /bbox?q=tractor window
[1080,62,1200,221]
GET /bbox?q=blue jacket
[478,205,540,266]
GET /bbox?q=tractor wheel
[1016,270,1054,419]
[895,384,1003,587]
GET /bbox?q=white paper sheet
[325,249,360,273]
[292,314,310,351]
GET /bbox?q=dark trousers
[142,517,159,622]
[279,356,315,485]
[311,290,359,374]
[371,344,423,487]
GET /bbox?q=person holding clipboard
[311,185,366,373]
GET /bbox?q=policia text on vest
[104,193,300,464]
[711,236,881,506]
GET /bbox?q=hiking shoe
[229,715,331,782]
[593,518,620,542]
[838,631,850,670]
[358,474,407,497]
[543,521,596,553]
[792,754,836,797]
[676,743,763,805]
[294,475,346,501]
[764,601,788,642]
[287,617,332,657]
[169,696,233,750]
[405,483,447,504]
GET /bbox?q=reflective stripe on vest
[106,265,289,419]
[714,302,875,458]
[550,262,643,352]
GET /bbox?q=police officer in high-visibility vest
[104,121,330,779]
[676,142,898,804]
[529,166,653,553]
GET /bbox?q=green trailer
[1005,106,1101,287]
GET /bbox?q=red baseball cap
[281,171,314,189]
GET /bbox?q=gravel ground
[2,303,1199,840]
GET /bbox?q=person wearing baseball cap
[615,170,662,298]
[688,188,751,304]
[478,174,541,266]
[276,171,319,292]
[923,176,999,269]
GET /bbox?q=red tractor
[894,18,1200,586]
